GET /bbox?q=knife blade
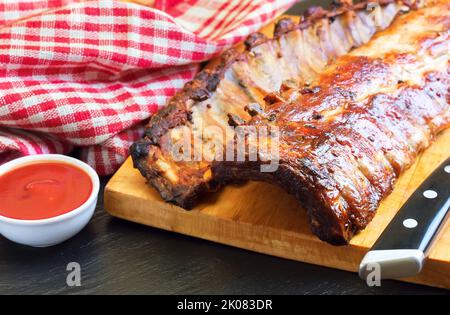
[359,157,450,281]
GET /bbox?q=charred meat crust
[141,49,242,145]
[211,71,449,244]
[131,0,410,207]
[211,159,355,245]
[131,141,215,208]
[129,0,448,245]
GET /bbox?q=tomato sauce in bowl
[0,162,92,220]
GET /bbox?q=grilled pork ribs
[131,0,450,245]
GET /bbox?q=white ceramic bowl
[0,154,99,247]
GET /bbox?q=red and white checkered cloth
[0,0,296,175]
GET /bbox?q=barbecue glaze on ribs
[131,0,450,245]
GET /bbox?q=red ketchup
[0,162,92,220]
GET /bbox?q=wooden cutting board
[104,16,450,290]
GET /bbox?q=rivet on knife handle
[359,157,450,281]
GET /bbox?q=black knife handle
[372,157,450,253]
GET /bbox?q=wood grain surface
[104,13,450,290]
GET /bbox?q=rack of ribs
[131,0,450,245]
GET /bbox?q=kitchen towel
[0,0,296,175]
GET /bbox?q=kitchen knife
[359,157,450,281]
